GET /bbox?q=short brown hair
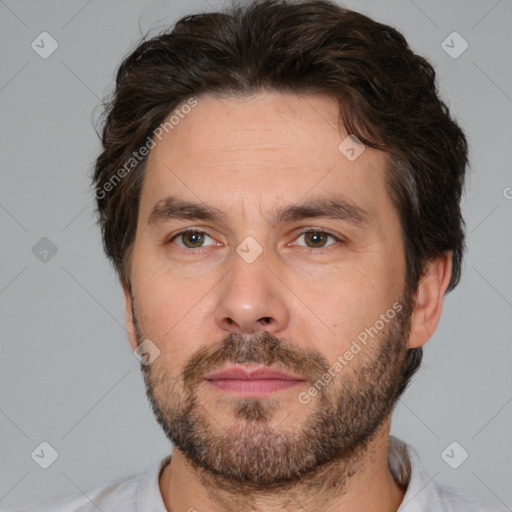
[91,0,468,390]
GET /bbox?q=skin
[122,92,452,512]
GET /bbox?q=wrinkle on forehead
[209,142,295,151]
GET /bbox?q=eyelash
[166,228,344,253]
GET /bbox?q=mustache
[180,331,331,392]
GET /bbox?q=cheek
[131,261,216,365]
[295,265,397,359]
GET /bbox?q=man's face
[124,92,412,488]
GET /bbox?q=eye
[167,228,343,252]
[293,229,341,249]
[168,229,219,249]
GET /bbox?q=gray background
[1,0,511,509]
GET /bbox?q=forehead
[138,92,395,228]
[155,92,348,167]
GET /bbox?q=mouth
[204,364,307,397]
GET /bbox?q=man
[6,0,506,511]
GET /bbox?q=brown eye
[181,231,205,248]
[296,230,338,249]
[170,230,216,249]
[304,232,329,247]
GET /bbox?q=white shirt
[2,436,506,511]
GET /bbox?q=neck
[159,418,406,512]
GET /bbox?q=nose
[214,248,290,335]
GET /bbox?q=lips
[205,365,305,398]
[203,364,306,397]
[204,364,305,382]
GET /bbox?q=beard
[132,291,413,494]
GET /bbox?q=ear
[122,283,138,352]
[407,252,452,349]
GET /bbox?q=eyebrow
[147,193,371,228]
